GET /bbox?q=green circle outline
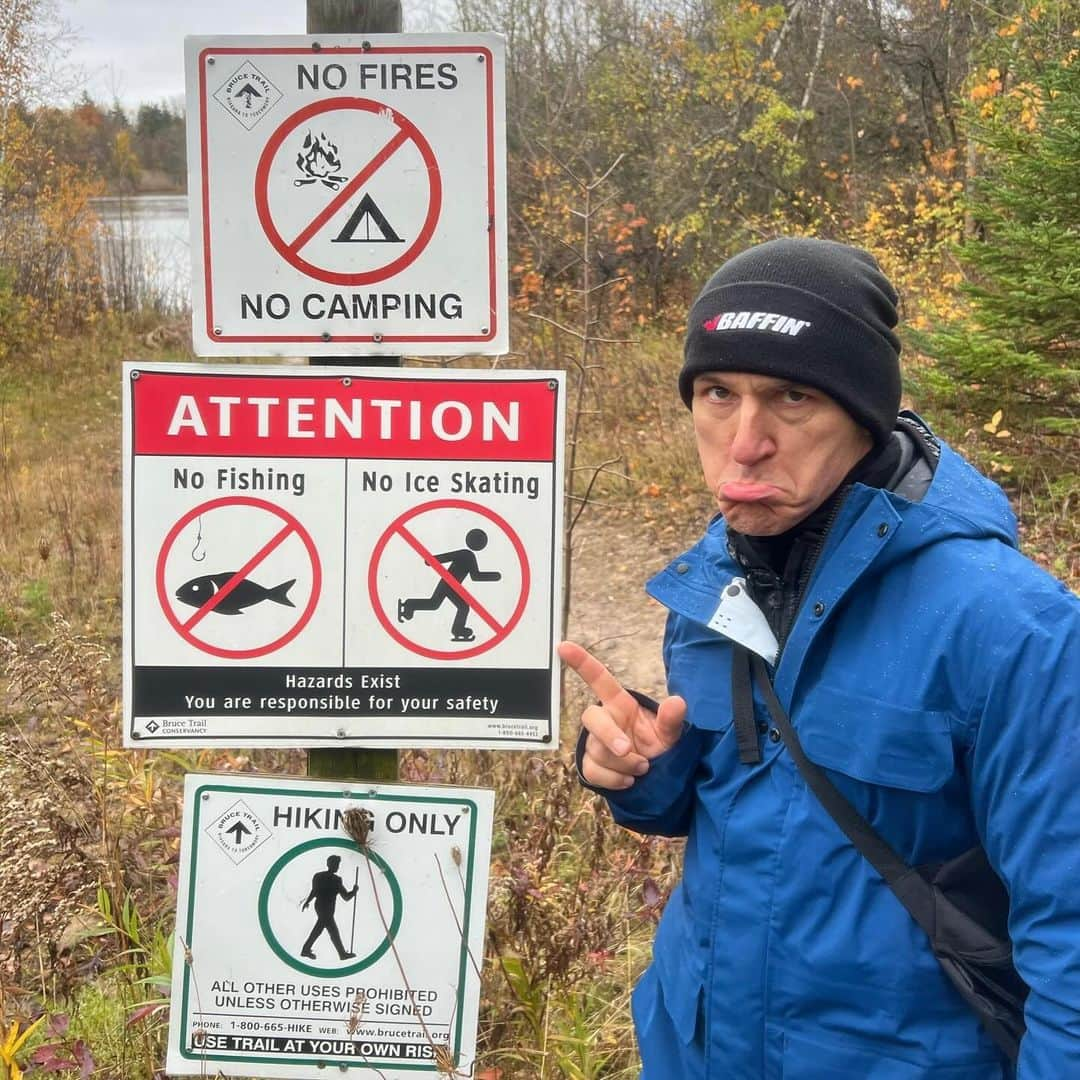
[258,837,402,977]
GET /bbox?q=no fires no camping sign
[167,773,494,1078]
[184,34,508,356]
[122,362,564,749]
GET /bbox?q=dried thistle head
[451,845,462,868]
[343,808,374,849]
[433,1042,457,1075]
[38,535,51,561]
[347,989,366,1035]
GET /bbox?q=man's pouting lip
[720,481,781,501]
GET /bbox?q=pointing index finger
[557,641,638,715]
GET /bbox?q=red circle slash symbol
[369,499,529,661]
[255,97,442,287]
[156,496,322,659]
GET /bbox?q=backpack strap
[731,645,763,764]
[746,649,937,938]
[744,649,1026,1065]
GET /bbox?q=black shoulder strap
[732,645,763,764]
[748,651,938,939]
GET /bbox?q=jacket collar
[646,420,1016,697]
[645,413,960,677]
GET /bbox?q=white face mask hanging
[707,577,779,665]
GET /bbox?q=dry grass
[0,319,684,1078]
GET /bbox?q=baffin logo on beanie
[702,311,811,337]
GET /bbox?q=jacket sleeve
[577,721,705,837]
[965,583,1080,1075]
[577,613,707,838]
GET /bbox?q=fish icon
[175,573,296,616]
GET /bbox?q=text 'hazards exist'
[124,365,564,749]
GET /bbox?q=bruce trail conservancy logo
[213,62,283,130]
[206,799,273,864]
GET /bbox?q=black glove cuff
[574,688,661,789]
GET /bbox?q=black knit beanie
[679,237,902,445]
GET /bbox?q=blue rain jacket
[605,438,1080,1078]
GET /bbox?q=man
[560,238,1080,1077]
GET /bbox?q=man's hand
[558,641,687,790]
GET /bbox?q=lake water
[92,194,191,312]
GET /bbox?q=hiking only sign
[166,773,494,1079]
[184,34,508,356]
[122,362,565,749]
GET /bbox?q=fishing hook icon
[191,516,206,562]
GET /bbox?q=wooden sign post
[307,0,402,783]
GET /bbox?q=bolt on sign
[122,362,565,749]
[166,773,494,1079]
[184,34,508,356]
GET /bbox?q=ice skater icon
[397,528,501,642]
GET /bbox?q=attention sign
[122,362,565,748]
[184,34,508,356]
[166,773,494,1079]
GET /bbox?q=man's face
[691,372,873,536]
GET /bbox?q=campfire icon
[295,131,347,190]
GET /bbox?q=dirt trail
[563,502,707,699]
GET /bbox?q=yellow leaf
[982,409,1004,433]
[996,429,1011,439]
[0,1016,44,1077]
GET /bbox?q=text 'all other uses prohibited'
[168,775,495,1079]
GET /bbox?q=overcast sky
[56,0,453,110]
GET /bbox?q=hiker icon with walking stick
[397,528,501,642]
[300,855,359,961]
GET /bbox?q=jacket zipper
[776,484,850,657]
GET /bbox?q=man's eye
[783,389,809,403]
[705,385,731,401]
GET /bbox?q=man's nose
[729,403,776,464]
